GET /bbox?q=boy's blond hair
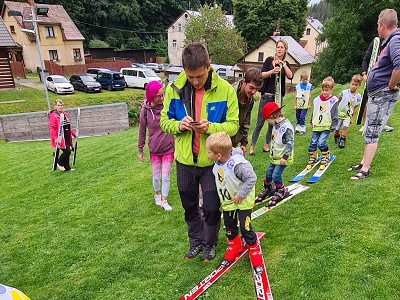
[206,132,232,156]
[351,74,363,86]
[321,76,334,89]
[300,71,309,81]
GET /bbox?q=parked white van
[120,67,161,89]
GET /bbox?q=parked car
[120,67,161,89]
[144,63,161,72]
[95,71,126,91]
[70,74,102,93]
[131,63,147,69]
[164,66,183,84]
[159,63,173,71]
[45,75,74,94]
[86,68,111,78]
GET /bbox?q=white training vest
[311,95,339,131]
[295,82,312,109]
[338,89,362,119]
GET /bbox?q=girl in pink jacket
[48,99,76,171]
[138,81,174,211]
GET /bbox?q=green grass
[1,84,400,299]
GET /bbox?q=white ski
[252,184,309,220]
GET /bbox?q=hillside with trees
[312,0,399,83]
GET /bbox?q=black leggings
[223,209,257,245]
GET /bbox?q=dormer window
[45,26,55,38]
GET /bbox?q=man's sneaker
[57,164,65,171]
[339,137,346,149]
[154,194,162,206]
[384,124,393,132]
[184,244,203,260]
[202,244,216,262]
[160,201,172,211]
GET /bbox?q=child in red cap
[255,102,295,206]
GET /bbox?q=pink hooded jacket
[48,110,76,149]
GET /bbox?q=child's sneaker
[57,164,65,171]
[319,151,330,169]
[160,201,172,211]
[295,124,300,133]
[306,151,318,169]
[223,235,243,262]
[334,135,340,145]
[338,137,346,149]
[255,179,274,203]
[300,125,306,135]
[267,187,289,207]
[154,194,162,206]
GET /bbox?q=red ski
[250,241,274,300]
[180,232,266,300]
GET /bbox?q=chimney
[27,0,35,6]
[273,18,281,36]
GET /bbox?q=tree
[307,0,330,23]
[312,0,399,84]
[185,4,245,65]
[233,0,308,49]
[88,38,110,48]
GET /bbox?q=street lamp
[8,5,51,111]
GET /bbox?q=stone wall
[0,103,129,142]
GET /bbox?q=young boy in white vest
[333,74,362,148]
[307,77,338,169]
[294,71,313,135]
[255,102,295,206]
[206,132,262,268]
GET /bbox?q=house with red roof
[1,0,85,72]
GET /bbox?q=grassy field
[1,84,400,299]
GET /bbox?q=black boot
[255,179,273,203]
[339,137,346,149]
[267,186,289,207]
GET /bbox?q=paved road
[18,78,45,90]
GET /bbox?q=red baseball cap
[262,102,284,120]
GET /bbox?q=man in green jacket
[160,43,239,262]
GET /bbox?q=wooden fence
[10,61,26,79]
